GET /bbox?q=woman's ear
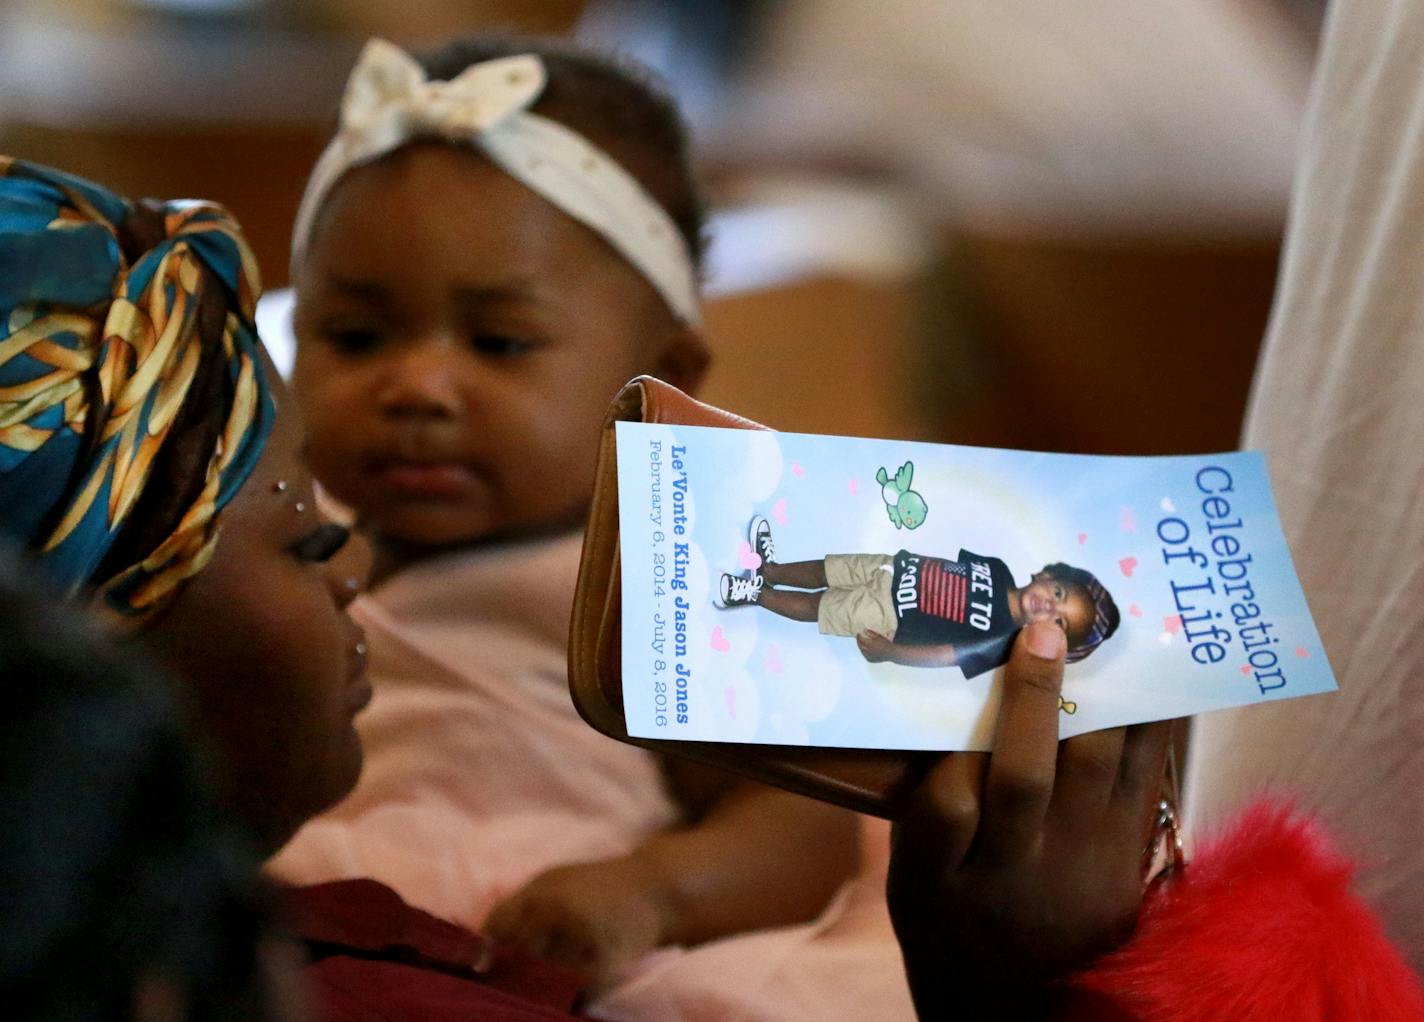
[652,325,710,395]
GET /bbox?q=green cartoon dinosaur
[876,461,928,530]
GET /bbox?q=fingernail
[1024,620,1066,660]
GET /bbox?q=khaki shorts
[817,554,899,639]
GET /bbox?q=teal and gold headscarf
[0,157,274,620]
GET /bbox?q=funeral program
[615,422,1336,751]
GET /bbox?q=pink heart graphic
[710,626,730,653]
[724,686,737,719]
[1240,665,1252,675]
[764,644,785,675]
[848,478,860,495]
[738,542,762,571]
[1120,507,1137,533]
[771,498,789,526]
[1163,615,1182,635]
[792,462,805,477]
[1129,604,1143,618]
[1077,532,1088,545]
[1119,556,1138,578]
[1295,646,1310,659]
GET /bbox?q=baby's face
[292,142,678,549]
[1021,573,1096,647]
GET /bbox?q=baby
[271,34,865,1007]
[721,517,1119,681]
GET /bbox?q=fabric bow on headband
[336,42,544,166]
[291,39,701,326]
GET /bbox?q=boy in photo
[719,518,1119,678]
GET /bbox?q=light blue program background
[615,422,1337,751]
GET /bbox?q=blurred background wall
[0,0,1323,453]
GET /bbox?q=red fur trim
[1073,801,1424,1022]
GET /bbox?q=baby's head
[1019,563,1120,663]
[291,36,710,553]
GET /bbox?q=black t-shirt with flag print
[890,549,1019,678]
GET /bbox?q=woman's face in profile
[139,384,371,853]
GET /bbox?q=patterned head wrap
[0,157,275,621]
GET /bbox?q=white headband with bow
[291,38,701,325]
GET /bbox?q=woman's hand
[887,620,1174,1018]
[484,856,673,989]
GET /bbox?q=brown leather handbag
[568,376,939,818]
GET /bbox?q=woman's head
[290,37,710,553]
[137,386,371,851]
[0,158,368,853]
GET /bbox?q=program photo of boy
[718,517,1120,681]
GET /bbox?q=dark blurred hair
[0,549,281,1021]
[414,34,708,274]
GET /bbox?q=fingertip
[894,754,986,864]
[888,751,991,910]
[1003,625,1065,701]
[1022,620,1066,661]
[919,754,987,833]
